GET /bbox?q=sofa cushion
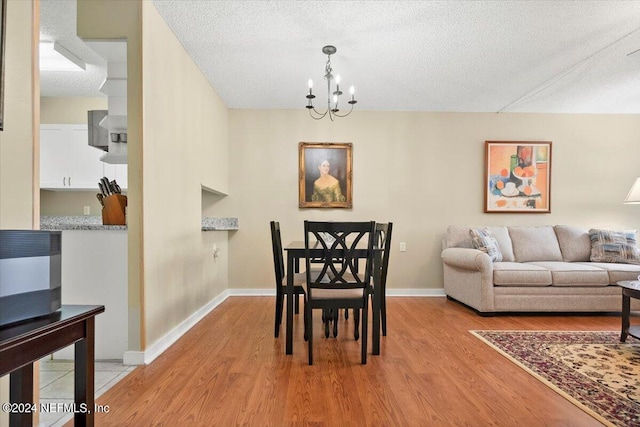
[487,227,515,262]
[589,229,640,264]
[527,261,609,287]
[493,262,552,287]
[577,262,640,284]
[554,225,591,262]
[445,226,515,261]
[470,228,502,262]
[445,226,474,249]
[508,226,563,262]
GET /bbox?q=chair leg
[324,310,330,338]
[333,309,339,338]
[354,309,360,341]
[307,306,314,365]
[274,290,284,338]
[361,304,368,364]
[294,292,300,314]
[381,296,387,336]
[303,298,308,341]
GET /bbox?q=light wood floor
[84,296,623,426]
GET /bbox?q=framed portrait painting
[299,142,352,208]
[485,141,552,213]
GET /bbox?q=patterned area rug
[471,330,640,427]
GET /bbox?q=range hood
[100,151,128,165]
[88,109,127,164]
[85,40,128,165]
[97,110,127,164]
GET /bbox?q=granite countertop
[201,217,238,231]
[40,216,238,231]
[40,216,126,231]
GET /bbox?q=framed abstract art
[484,141,552,213]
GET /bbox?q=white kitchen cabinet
[40,124,105,190]
[103,163,128,191]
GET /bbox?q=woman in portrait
[311,159,346,202]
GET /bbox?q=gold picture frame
[484,140,552,213]
[299,142,352,208]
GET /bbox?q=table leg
[9,364,33,427]
[621,293,630,343]
[74,317,95,427]
[372,251,381,355]
[286,251,295,355]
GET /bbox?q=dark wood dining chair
[372,222,393,336]
[334,222,393,339]
[270,221,306,338]
[302,220,376,365]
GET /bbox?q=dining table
[283,240,384,356]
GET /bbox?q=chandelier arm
[331,104,354,118]
[308,108,328,120]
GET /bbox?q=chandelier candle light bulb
[306,79,316,109]
[305,45,357,121]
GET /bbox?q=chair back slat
[374,222,393,286]
[270,221,285,285]
[304,221,376,292]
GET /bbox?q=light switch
[400,242,406,252]
[83,206,90,215]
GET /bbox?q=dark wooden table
[0,305,105,427]
[283,241,383,356]
[618,281,640,343]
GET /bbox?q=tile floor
[37,358,135,427]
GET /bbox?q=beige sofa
[441,225,640,315]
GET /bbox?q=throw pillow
[589,228,640,264]
[470,228,503,262]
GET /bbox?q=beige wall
[140,1,229,347]
[41,96,107,124]
[0,0,38,424]
[213,110,640,291]
[0,0,37,229]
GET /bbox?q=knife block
[102,194,127,225]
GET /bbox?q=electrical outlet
[83,206,90,215]
[400,242,406,252]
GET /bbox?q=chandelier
[305,45,357,121]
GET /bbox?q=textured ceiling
[39,0,107,97]
[41,0,640,113]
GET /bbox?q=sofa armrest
[442,247,492,272]
[441,247,495,313]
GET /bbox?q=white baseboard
[227,288,446,297]
[123,287,445,365]
[124,289,231,365]
[387,288,446,297]
[228,288,275,296]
